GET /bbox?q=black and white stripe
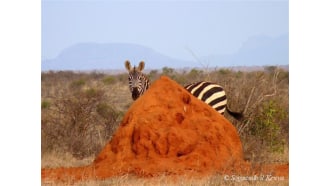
[185,81,227,114]
[125,60,150,100]
[184,81,242,120]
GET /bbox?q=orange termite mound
[42,76,288,183]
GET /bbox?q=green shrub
[148,70,159,80]
[70,79,86,88]
[41,100,51,109]
[218,68,232,75]
[250,100,286,152]
[102,76,116,85]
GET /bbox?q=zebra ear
[125,60,131,71]
[138,61,145,71]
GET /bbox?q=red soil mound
[42,76,288,183]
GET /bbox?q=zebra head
[125,60,150,100]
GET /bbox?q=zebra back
[185,81,243,120]
[185,81,227,115]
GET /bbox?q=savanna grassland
[41,66,289,185]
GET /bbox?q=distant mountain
[42,43,194,71]
[42,34,288,71]
[201,34,289,67]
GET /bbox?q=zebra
[124,60,243,120]
[124,60,150,100]
[184,81,243,120]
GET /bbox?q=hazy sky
[42,0,288,61]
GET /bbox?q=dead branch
[238,68,280,135]
[250,69,279,110]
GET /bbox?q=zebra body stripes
[184,81,227,114]
[124,61,243,120]
[184,81,243,120]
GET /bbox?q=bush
[41,100,51,109]
[102,76,116,85]
[249,100,286,152]
[96,103,123,138]
[42,78,122,159]
[70,79,86,88]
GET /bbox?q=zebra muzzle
[132,87,140,100]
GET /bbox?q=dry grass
[42,162,288,186]
[42,152,94,168]
[43,176,288,186]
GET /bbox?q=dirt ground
[42,76,288,184]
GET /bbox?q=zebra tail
[226,106,244,121]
